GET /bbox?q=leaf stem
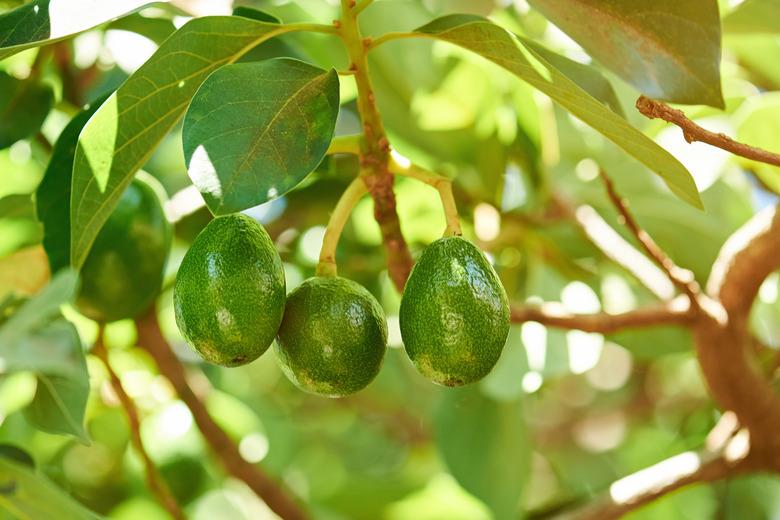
[326,134,363,155]
[388,158,462,236]
[284,22,341,36]
[354,0,375,16]
[317,177,369,277]
[367,32,426,51]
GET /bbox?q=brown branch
[573,453,750,520]
[510,296,693,333]
[636,95,780,168]
[92,329,185,520]
[599,170,701,304]
[135,310,308,520]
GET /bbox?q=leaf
[0,458,101,519]
[435,387,529,519]
[232,6,281,24]
[0,268,78,346]
[526,0,724,107]
[24,326,90,443]
[415,15,702,208]
[734,92,780,194]
[36,96,107,273]
[107,12,176,45]
[0,194,35,219]
[183,59,339,214]
[0,71,54,149]
[723,0,780,34]
[70,16,310,268]
[0,0,161,60]
[0,246,50,299]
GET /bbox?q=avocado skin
[174,214,285,367]
[399,236,509,386]
[275,276,387,397]
[76,175,172,322]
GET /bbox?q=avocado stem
[388,157,463,237]
[326,134,363,156]
[317,176,370,277]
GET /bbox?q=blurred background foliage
[1,0,780,518]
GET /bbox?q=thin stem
[284,22,341,36]
[368,32,427,51]
[354,0,375,16]
[326,134,363,156]
[388,159,462,236]
[636,95,780,168]
[317,177,369,277]
[93,328,185,520]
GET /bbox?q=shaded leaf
[435,386,529,519]
[232,6,281,24]
[723,0,780,34]
[70,16,313,268]
[0,457,101,519]
[0,71,54,149]
[183,59,339,214]
[0,0,161,60]
[36,96,107,273]
[527,0,724,107]
[415,15,702,208]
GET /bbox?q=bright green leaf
[0,457,101,519]
[527,0,724,107]
[183,59,339,214]
[0,0,162,60]
[435,387,529,519]
[0,71,54,149]
[70,16,316,268]
[36,97,107,273]
[415,15,702,208]
[734,92,780,194]
[723,0,780,34]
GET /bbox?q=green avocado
[174,214,285,367]
[76,173,172,322]
[400,236,510,386]
[275,276,387,397]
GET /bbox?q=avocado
[399,236,509,386]
[76,173,172,322]
[174,214,285,367]
[275,276,387,397]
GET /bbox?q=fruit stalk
[388,159,462,237]
[317,177,369,277]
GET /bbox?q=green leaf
[0,194,35,219]
[734,92,780,194]
[183,59,339,214]
[25,339,90,443]
[0,0,160,60]
[107,13,176,45]
[36,97,107,273]
[415,15,702,208]
[232,6,281,24]
[526,0,724,107]
[0,457,101,519]
[435,387,529,519]
[723,0,780,34]
[0,71,54,149]
[70,16,311,268]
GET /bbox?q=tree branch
[135,310,308,520]
[93,329,185,520]
[510,297,693,333]
[636,95,780,168]
[599,170,701,304]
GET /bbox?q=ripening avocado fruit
[400,236,510,386]
[76,173,172,322]
[275,276,387,397]
[174,214,285,367]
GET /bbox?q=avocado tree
[2,0,780,518]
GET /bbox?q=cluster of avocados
[173,214,510,397]
[77,175,510,397]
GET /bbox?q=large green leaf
[734,92,780,194]
[435,387,529,519]
[527,0,724,107]
[25,363,90,442]
[183,58,339,214]
[70,16,316,268]
[0,0,160,60]
[415,15,702,208]
[0,458,101,519]
[36,97,106,273]
[0,71,54,149]
[723,0,780,34]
